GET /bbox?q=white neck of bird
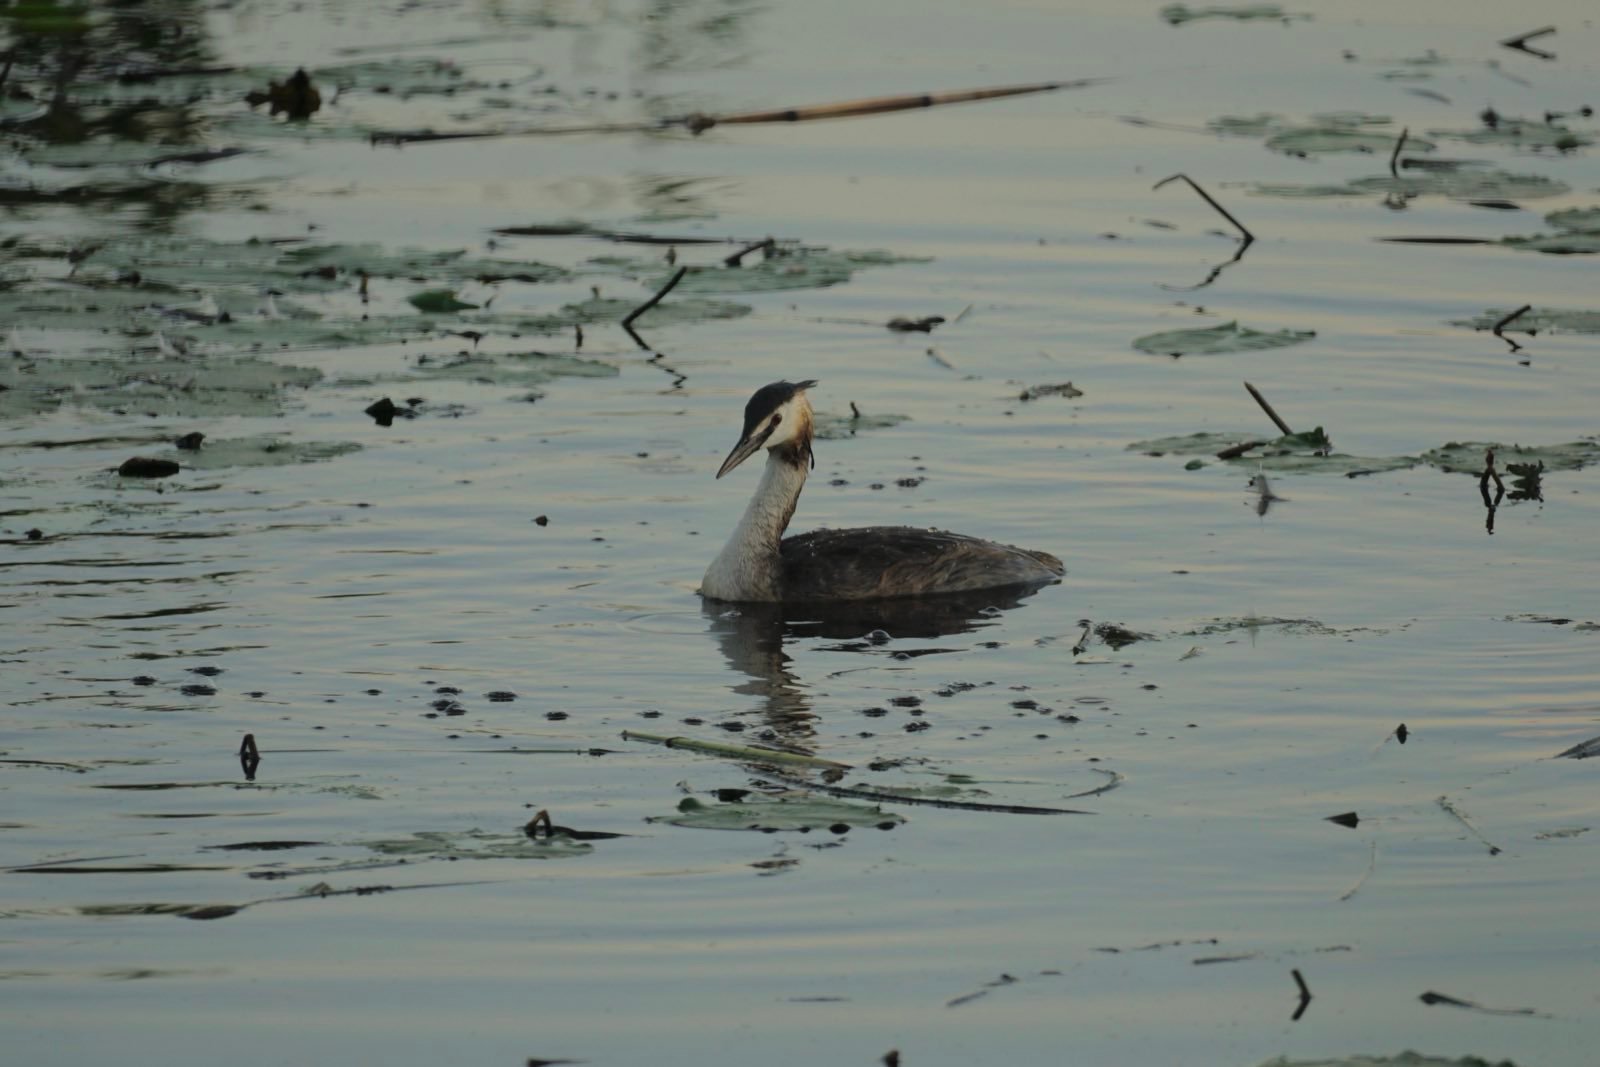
[702,449,809,601]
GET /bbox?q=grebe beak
[715,421,775,479]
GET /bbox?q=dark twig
[1216,439,1269,460]
[1500,26,1557,60]
[670,79,1102,135]
[724,238,775,267]
[1291,969,1313,1021]
[755,770,1091,815]
[621,266,688,330]
[1480,447,1505,494]
[1492,303,1531,353]
[1243,381,1294,436]
[1153,173,1256,290]
[1154,173,1256,245]
[1388,127,1408,179]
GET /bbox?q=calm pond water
[4,2,1599,1064]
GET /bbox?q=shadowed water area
[3,2,1599,1064]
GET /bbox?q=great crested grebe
[700,380,1065,603]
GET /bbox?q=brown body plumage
[700,381,1064,603]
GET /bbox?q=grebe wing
[779,526,1064,602]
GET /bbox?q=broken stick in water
[1491,303,1531,353]
[1154,173,1255,246]
[1291,969,1313,1021]
[1480,447,1506,494]
[1389,127,1409,179]
[671,79,1102,134]
[1243,381,1294,436]
[724,238,776,267]
[621,265,688,331]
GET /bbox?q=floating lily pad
[0,354,321,418]
[1257,1055,1523,1067]
[404,350,618,388]
[1128,432,1416,475]
[1451,306,1600,334]
[812,411,911,439]
[1254,170,1568,200]
[1422,440,1600,474]
[408,289,480,314]
[590,247,926,295]
[1266,126,1429,157]
[654,794,905,832]
[156,436,362,470]
[1428,118,1594,152]
[365,829,592,860]
[1132,321,1316,357]
[1497,206,1600,254]
[1160,4,1308,25]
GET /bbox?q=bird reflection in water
[701,583,1054,744]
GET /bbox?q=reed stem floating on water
[621,730,852,770]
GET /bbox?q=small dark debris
[485,690,517,702]
[886,316,946,333]
[714,789,752,802]
[1018,382,1084,401]
[118,456,180,478]
[25,528,43,541]
[131,675,157,686]
[904,721,930,733]
[860,707,889,718]
[545,711,569,721]
[533,515,549,526]
[1395,723,1409,744]
[895,477,925,488]
[829,823,851,835]
[174,432,206,451]
[180,684,216,696]
[1325,812,1360,829]
[718,721,746,732]
[435,686,462,695]
[189,666,224,677]
[890,696,922,708]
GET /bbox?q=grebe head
[715,379,817,479]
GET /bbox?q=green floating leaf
[365,829,592,860]
[1422,440,1600,474]
[1257,1054,1525,1067]
[1451,306,1600,334]
[159,436,362,470]
[0,354,321,418]
[591,247,927,295]
[403,350,618,388]
[408,289,480,313]
[1160,4,1308,25]
[1133,320,1316,357]
[1254,170,1568,200]
[655,794,905,832]
[1497,206,1600,255]
[1128,432,1415,475]
[1427,117,1594,151]
[812,411,911,440]
[1266,127,1430,157]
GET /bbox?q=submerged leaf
[1422,440,1600,474]
[656,794,905,832]
[1160,4,1307,24]
[408,289,480,313]
[1254,170,1568,200]
[155,436,362,470]
[1451,306,1600,334]
[1132,320,1315,356]
[365,829,592,860]
[812,410,911,439]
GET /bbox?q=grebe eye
[770,414,781,426]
